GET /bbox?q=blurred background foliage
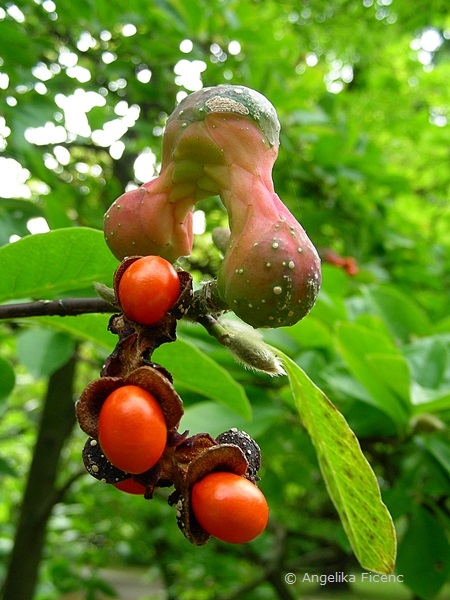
[0,0,449,599]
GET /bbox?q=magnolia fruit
[104,85,321,328]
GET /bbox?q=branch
[0,298,118,319]
[46,469,87,512]
[1,355,78,600]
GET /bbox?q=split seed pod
[216,428,262,483]
[113,256,193,322]
[76,365,183,441]
[173,443,250,545]
[82,437,130,484]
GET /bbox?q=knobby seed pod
[104,183,194,263]
[163,85,321,327]
[103,85,321,329]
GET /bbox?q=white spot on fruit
[205,96,249,115]
[273,286,282,295]
[288,261,295,269]
[272,242,279,249]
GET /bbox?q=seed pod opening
[174,443,249,545]
[76,365,184,439]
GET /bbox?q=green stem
[197,313,232,344]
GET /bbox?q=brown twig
[0,298,118,319]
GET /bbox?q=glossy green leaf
[153,339,252,419]
[279,350,397,574]
[411,384,450,415]
[0,356,15,403]
[364,286,432,342]
[396,507,450,599]
[17,329,75,379]
[0,228,118,303]
[404,336,449,390]
[282,316,333,349]
[335,322,410,427]
[310,290,348,328]
[181,400,281,439]
[32,314,115,350]
[0,455,18,478]
[365,353,411,405]
[419,435,450,478]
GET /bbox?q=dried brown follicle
[76,365,184,440]
[173,442,250,545]
[82,437,130,484]
[102,315,177,378]
[216,428,262,483]
[82,436,167,499]
[100,259,193,378]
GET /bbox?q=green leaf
[0,455,18,478]
[366,354,411,405]
[419,435,450,478]
[411,384,450,415]
[364,286,432,342]
[434,315,450,334]
[311,290,348,327]
[335,322,410,428]
[0,356,15,403]
[282,316,333,349]
[17,328,75,379]
[153,339,252,419]
[404,337,449,390]
[181,401,281,439]
[0,228,118,303]
[396,507,450,600]
[279,350,397,574]
[32,314,115,350]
